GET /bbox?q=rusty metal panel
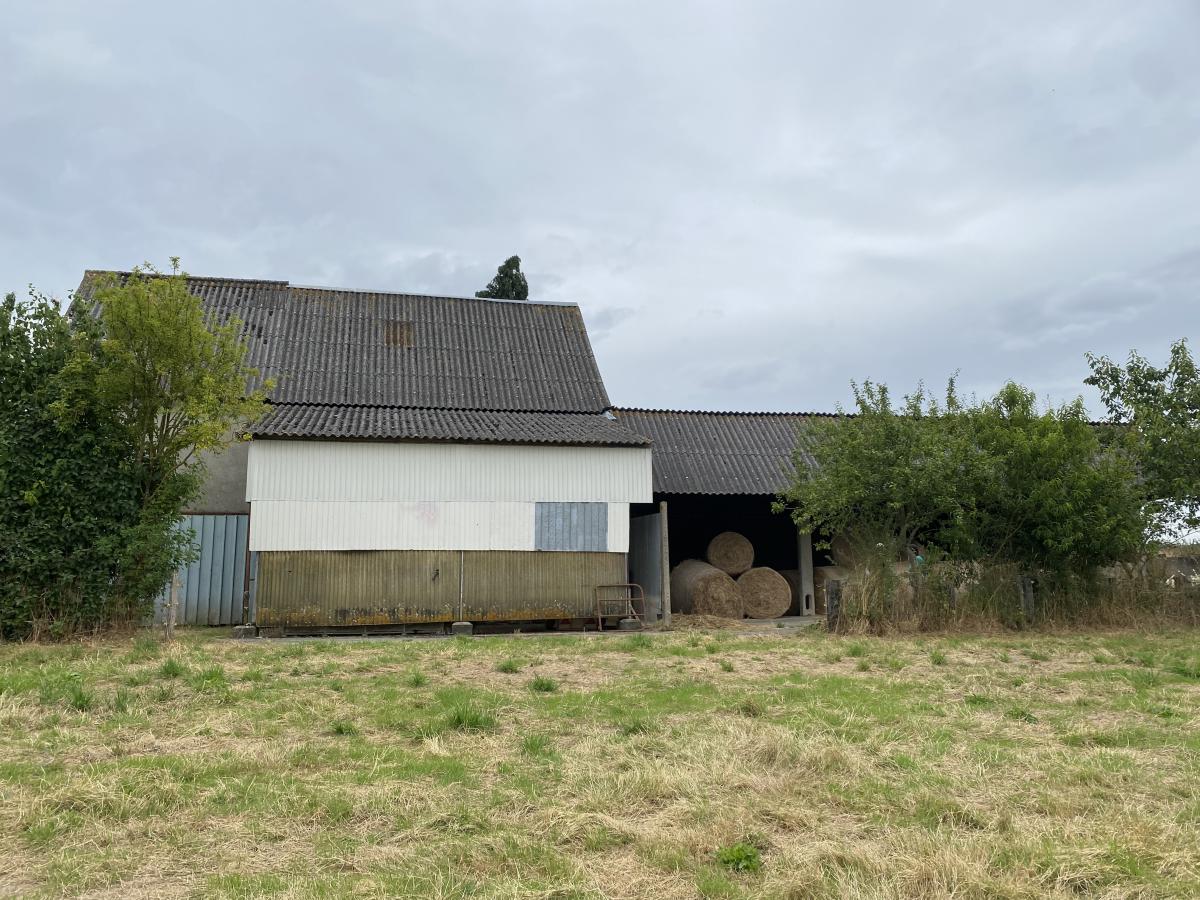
[256,550,461,626]
[254,549,626,626]
[461,551,626,621]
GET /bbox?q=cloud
[2,1,1198,417]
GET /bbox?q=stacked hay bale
[670,560,742,618]
[736,567,792,618]
[705,531,754,576]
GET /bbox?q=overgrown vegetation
[0,263,268,638]
[1,628,1197,898]
[780,346,1200,631]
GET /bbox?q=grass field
[1,625,1198,899]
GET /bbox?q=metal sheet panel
[254,550,626,626]
[607,502,629,553]
[535,502,607,551]
[629,514,663,620]
[249,501,536,551]
[246,441,652,503]
[154,514,249,626]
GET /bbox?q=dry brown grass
[0,627,1198,898]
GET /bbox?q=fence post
[826,579,843,633]
[164,572,180,642]
[1020,575,1035,625]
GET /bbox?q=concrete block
[618,618,642,631]
[450,621,474,636]
[230,625,258,639]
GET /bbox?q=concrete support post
[659,500,671,627]
[797,528,816,616]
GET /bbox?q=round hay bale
[737,567,791,619]
[778,568,804,615]
[670,560,742,619]
[706,531,754,575]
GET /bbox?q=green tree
[1,291,140,636]
[778,378,1148,581]
[475,255,529,301]
[967,383,1146,578]
[1086,340,1200,538]
[0,263,270,637]
[777,380,980,564]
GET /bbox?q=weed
[66,682,94,712]
[158,658,186,679]
[529,675,558,693]
[442,703,497,733]
[715,842,762,874]
[930,650,948,666]
[855,660,871,672]
[1004,706,1038,724]
[521,734,555,757]
[734,695,767,718]
[496,658,523,674]
[705,642,720,654]
[847,642,867,658]
[111,689,133,714]
[719,659,734,673]
[405,670,428,688]
[331,720,360,737]
[617,717,653,736]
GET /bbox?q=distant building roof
[612,408,829,494]
[255,404,649,446]
[77,272,639,447]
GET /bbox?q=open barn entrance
[615,408,832,622]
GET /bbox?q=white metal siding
[246,441,652,503]
[250,501,533,552]
[250,499,634,553]
[607,503,629,554]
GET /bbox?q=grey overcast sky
[4,2,1199,413]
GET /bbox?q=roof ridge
[83,269,289,286]
[286,282,578,308]
[265,402,612,415]
[613,406,840,418]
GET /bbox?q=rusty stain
[256,550,626,627]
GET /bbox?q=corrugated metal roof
[612,408,830,495]
[76,272,611,413]
[255,404,650,446]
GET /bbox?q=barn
[614,409,824,616]
[81,273,653,631]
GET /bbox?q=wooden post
[658,500,671,627]
[797,528,815,615]
[1020,575,1035,624]
[164,572,180,642]
[826,579,842,633]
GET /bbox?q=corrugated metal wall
[247,441,652,503]
[256,550,625,627]
[155,514,249,625]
